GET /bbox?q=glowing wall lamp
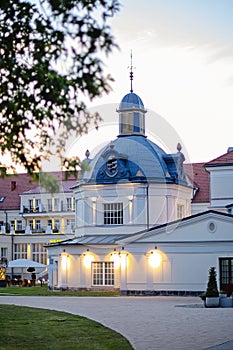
[83,250,94,268]
[119,247,128,270]
[110,251,121,269]
[148,248,161,268]
[61,252,70,271]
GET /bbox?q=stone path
[1,295,233,350]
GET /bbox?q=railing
[22,205,74,213]
[14,225,75,234]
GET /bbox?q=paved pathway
[1,295,233,350]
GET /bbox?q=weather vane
[128,50,135,93]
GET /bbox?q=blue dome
[82,136,170,184]
[118,93,145,111]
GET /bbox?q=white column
[59,253,68,289]
[146,254,153,291]
[166,195,175,222]
[79,255,86,288]
[129,198,133,224]
[120,252,128,294]
[92,198,97,226]
[27,243,32,260]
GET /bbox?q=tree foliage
[0,0,120,176]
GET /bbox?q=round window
[208,222,216,233]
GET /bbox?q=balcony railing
[14,225,75,234]
[22,205,74,214]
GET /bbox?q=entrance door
[219,258,233,296]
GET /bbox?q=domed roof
[82,136,172,184]
[118,92,146,111]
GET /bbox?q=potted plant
[205,267,219,308]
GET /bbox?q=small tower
[117,52,147,137]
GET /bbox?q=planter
[205,297,219,308]
[0,280,7,288]
[220,297,233,308]
[219,293,227,298]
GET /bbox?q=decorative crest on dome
[128,50,135,93]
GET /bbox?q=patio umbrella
[8,259,47,268]
[7,259,47,283]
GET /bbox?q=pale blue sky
[44,1,233,170]
[116,0,233,45]
[76,0,233,165]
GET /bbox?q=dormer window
[0,196,5,203]
[11,181,16,191]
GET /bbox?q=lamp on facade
[147,248,161,268]
[83,250,94,268]
[61,250,70,271]
[110,251,121,269]
[118,247,128,270]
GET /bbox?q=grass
[0,285,120,297]
[0,305,133,350]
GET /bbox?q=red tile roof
[22,180,77,195]
[184,150,233,203]
[184,163,210,203]
[0,171,78,210]
[205,150,233,166]
[0,174,36,210]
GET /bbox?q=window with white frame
[29,199,33,211]
[54,198,59,211]
[54,219,60,231]
[32,243,47,264]
[14,243,27,260]
[35,220,41,231]
[10,221,15,231]
[48,199,52,211]
[66,218,75,229]
[66,197,74,211]
[177,204,184,219]
[104,203,123,225]
[48,219,52,228]
[92,262,114,286]
[35,199,40,212]
[1,247,7,258]
[29,220,33,230]
[17,220,22,231]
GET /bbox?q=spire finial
[128,50,135,93]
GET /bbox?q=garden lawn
[0,305,133,350]
[0,285,119,297]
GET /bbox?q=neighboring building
[0,172,76,277]
[184,148,233,215]
[45,87,233,295]
[184,162,210,215]
[205,148,233,212]
[20,179,75,234]
[0,173,36,234]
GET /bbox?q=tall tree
[0,0,120,177]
